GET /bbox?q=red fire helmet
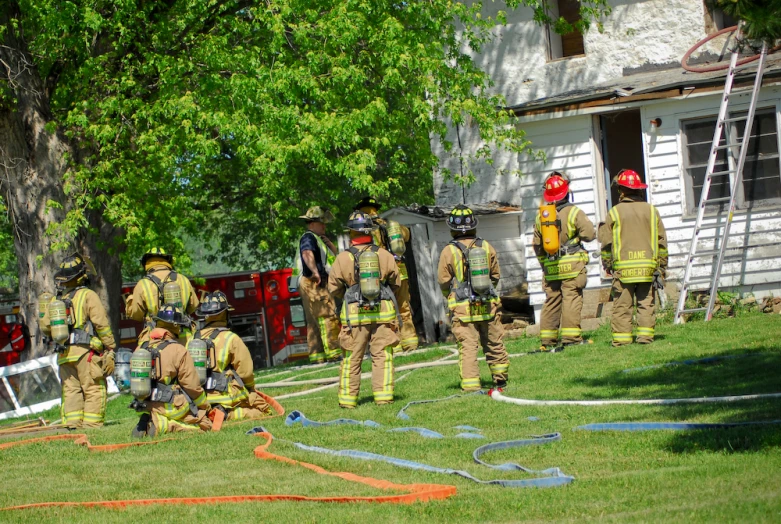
[615,169,647,189]
[542,172,570,203]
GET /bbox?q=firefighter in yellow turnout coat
[599,169,668,346]
[126,247,199,345]
[292,206,342,363]
[131,305,211,437]
[191,291,271,421]
[533,172,596,351]
[51,254,116,428]
[438,206,509,391]
[355,197,418,352]
[328,211,402,408]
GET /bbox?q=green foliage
[714,0,781,43]
[0,202,19,291]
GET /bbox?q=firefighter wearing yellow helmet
[292,206,342,363]
[437,206,509,391]
[46,254,116,429]
[126,247,199,345]
[189,291,273,421]
[355,197,418,353]
[533,172,596,352]
[129,304,211,437]
[598,169,668,346]
[328,211,402,408]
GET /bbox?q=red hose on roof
[682,25,780,73]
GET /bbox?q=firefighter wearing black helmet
[50,254,116,429]
[328,211,402,408]
[355,197,418,353]
[130,304,211,437]
[437,206,509,392]
[189,291,273,421]
[126,247,199,345]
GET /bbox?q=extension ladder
[674,36,769,324]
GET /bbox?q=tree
[0,0,610,365]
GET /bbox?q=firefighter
[328,211,402,408]
[191,291,272,421]
[437,205,509,392]
[130,304,211,437]
[599,169,668,346]
[125,247,199,345]
[355,196,418,352]
[292,206,341,364]
[533,172,596,352]
[51,254,116,429]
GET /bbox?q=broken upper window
[704,1,739,33]
[682,108,781,214]
[546,0,585,61]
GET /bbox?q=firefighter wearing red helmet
[598,169,668,346]
[532,172,596,352]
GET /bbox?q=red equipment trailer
[119,269,309,367]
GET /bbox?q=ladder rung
[709,170,735,177]
[703,197,731,204]
[691,250,720,258]
[680,307,707,314]
[714,143,741,150]
[720,116,748,123]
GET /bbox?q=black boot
[131,413,150,438]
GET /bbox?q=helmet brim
[619,181,648,190]
[543,185,570,203]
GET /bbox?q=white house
[431,0,781,323]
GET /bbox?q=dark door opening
[599,110,647,208]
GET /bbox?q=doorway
[598,109,647,211]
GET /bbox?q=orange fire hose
[1,431,456,510]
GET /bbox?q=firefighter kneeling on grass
[598,169,668,346]
[130,305,211,437]
[533,172,596,352]
[437,205,509,392]
[188,291,272,422]
[42,254,116,429]
[328,211,402,408]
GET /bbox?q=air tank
[358,249,381,301]
[114,349,133,391]
[38,292,54,336]
[468,247,491,296]
[187,338,208,385]
[163,280,183,309]
[386,221,406,256]
[130,347,153,401]
[49,299,70,345]
[540,204,560,256]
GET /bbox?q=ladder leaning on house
[674,35,770,324]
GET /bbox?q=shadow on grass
[573,348,781,401]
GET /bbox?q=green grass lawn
[2,313,781,522]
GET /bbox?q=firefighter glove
[103,350,115,376]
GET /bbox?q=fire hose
[488,388,781,406]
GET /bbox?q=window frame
[545,0,586,62]
[680,106,781,215]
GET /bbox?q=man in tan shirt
[328,211,401,408]
[52,254,116,428]
[438,205,509,392]
[191,291,271,421]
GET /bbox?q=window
[682,109,781,213]
[546,0,585,61]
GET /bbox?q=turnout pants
[59,352,107,428]
[395,279,419,352]
[207,382,272,421]
[540,269,587,347]
[451,316,509,391]
[338,323,399,407]
[147,394,212,435]
[611,280,655,346]
[299,276,341,362]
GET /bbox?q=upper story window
[682,109,781,214]
[704,1,739,33]
[546,0,585,61]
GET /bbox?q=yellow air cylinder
[386,221,406,256]
[358,249,381,302]
[187,338,208,385]
[540,204,560,256]
[468,247,491,296]
[163,281,183,309]
[38,292,54,336]
[49,299,69,345]
[130,347,153,401]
